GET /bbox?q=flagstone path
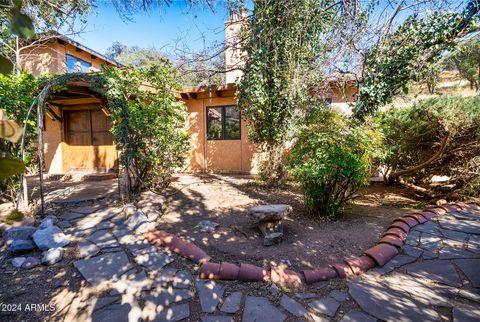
[50,202,480,321]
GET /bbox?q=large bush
[378,96,480,198]
[286,109,379,218]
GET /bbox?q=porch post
[37,98,45,215]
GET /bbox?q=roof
[43,32,124,68]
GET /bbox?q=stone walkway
[50,202,480,322]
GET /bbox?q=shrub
[377,95,480,198]
[286,109,379,218]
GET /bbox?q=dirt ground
[160,174,428,271]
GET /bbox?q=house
[17,34,123,175]
[29,15,356,176]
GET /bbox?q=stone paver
[454,258,480,287]
[197,279,225,313]
[452,305,480,322]
[308,297,340,317]
[280,294,307,317]
[406,261,462,287]
[73,251,134,285]
[220,291,242,314]
[242,296,286,322]
[348,278,439,321]
[18,195,479,322]
[339,310,376,322]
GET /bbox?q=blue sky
[71,1,232,56]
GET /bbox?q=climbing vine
[355,2,480,118]
[237,0,338,184]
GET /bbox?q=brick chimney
[225,9,245,84]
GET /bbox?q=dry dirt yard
[161,174,427,272]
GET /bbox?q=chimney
[225,9,245,84]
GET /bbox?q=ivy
[355,1,480,118]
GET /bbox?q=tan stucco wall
[20,41,112,76]
[43,105,63,174]
[183,92,255,173]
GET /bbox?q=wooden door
[63,107,117,172]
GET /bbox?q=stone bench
[248,204,292,246]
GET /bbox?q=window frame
[65,54,92,73]
[206,105,241,141]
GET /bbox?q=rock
[263,232,283,246]
[280,295,307,317]
[295,293,317,300]
[5,226,36,244]
[134,251,172,271]
[269,284,280,295]
[42,247,64,265]
[242,296,286,322]
[91,302,133,322]
[202,316,234,322]
[39,215,58,229]
[22,256,40,269]
[12,257,26,268]
[152,303,190,322]
[9,239,36,255]
[123,203,136,217]
[78,241,101,259]
[88,230,120,249]
[348,278,439,321]
[125,209,151,234]
[370,254,416,275]
[173,270,193,289]
[249,204,292,223]
[220,291,242,313]
[453,305,480,322]
[406,261,462,287]
[340,310,376,322]
[196,220,219,233]
[308,297,340,317]
[73,252,134,285]
[455,259,480,287]
[57,221,72,229]
[33,225,70,250]
[329,290,348,302]
[197,279,225,313]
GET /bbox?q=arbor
[237,0,337,184]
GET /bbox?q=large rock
[9,239,36,255]
[263,232,283,246]
[73,252,134,285]
[42,247,64,265]
[242,296,286,322]
[33,225,70,250]
[39,215,59,229]
[5,226,36,244]
[249,204,292,223]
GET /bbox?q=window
[207,105,240,140]
[66,54,91,73]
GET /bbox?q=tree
[353,1,480,118]
[445,36,480,91]
[237,0,338,184]
[0,0,91,74]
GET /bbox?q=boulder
[39,215,59,229]
[9,239,36,255]
[33,225,70,250]
[196,220,219,233]
[5,226,36,244]
[249,204,292,223]
[42,247,64,265]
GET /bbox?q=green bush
[286,109,379,218]
[377,95,480,198]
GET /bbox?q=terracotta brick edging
[142,202,479,286]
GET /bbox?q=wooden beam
[48,97,102,105]
[180,93,189,100]
[215,90,222,97]
[188,93,198,100]
[45,106,62,121]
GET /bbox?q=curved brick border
[143,202,480,286]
